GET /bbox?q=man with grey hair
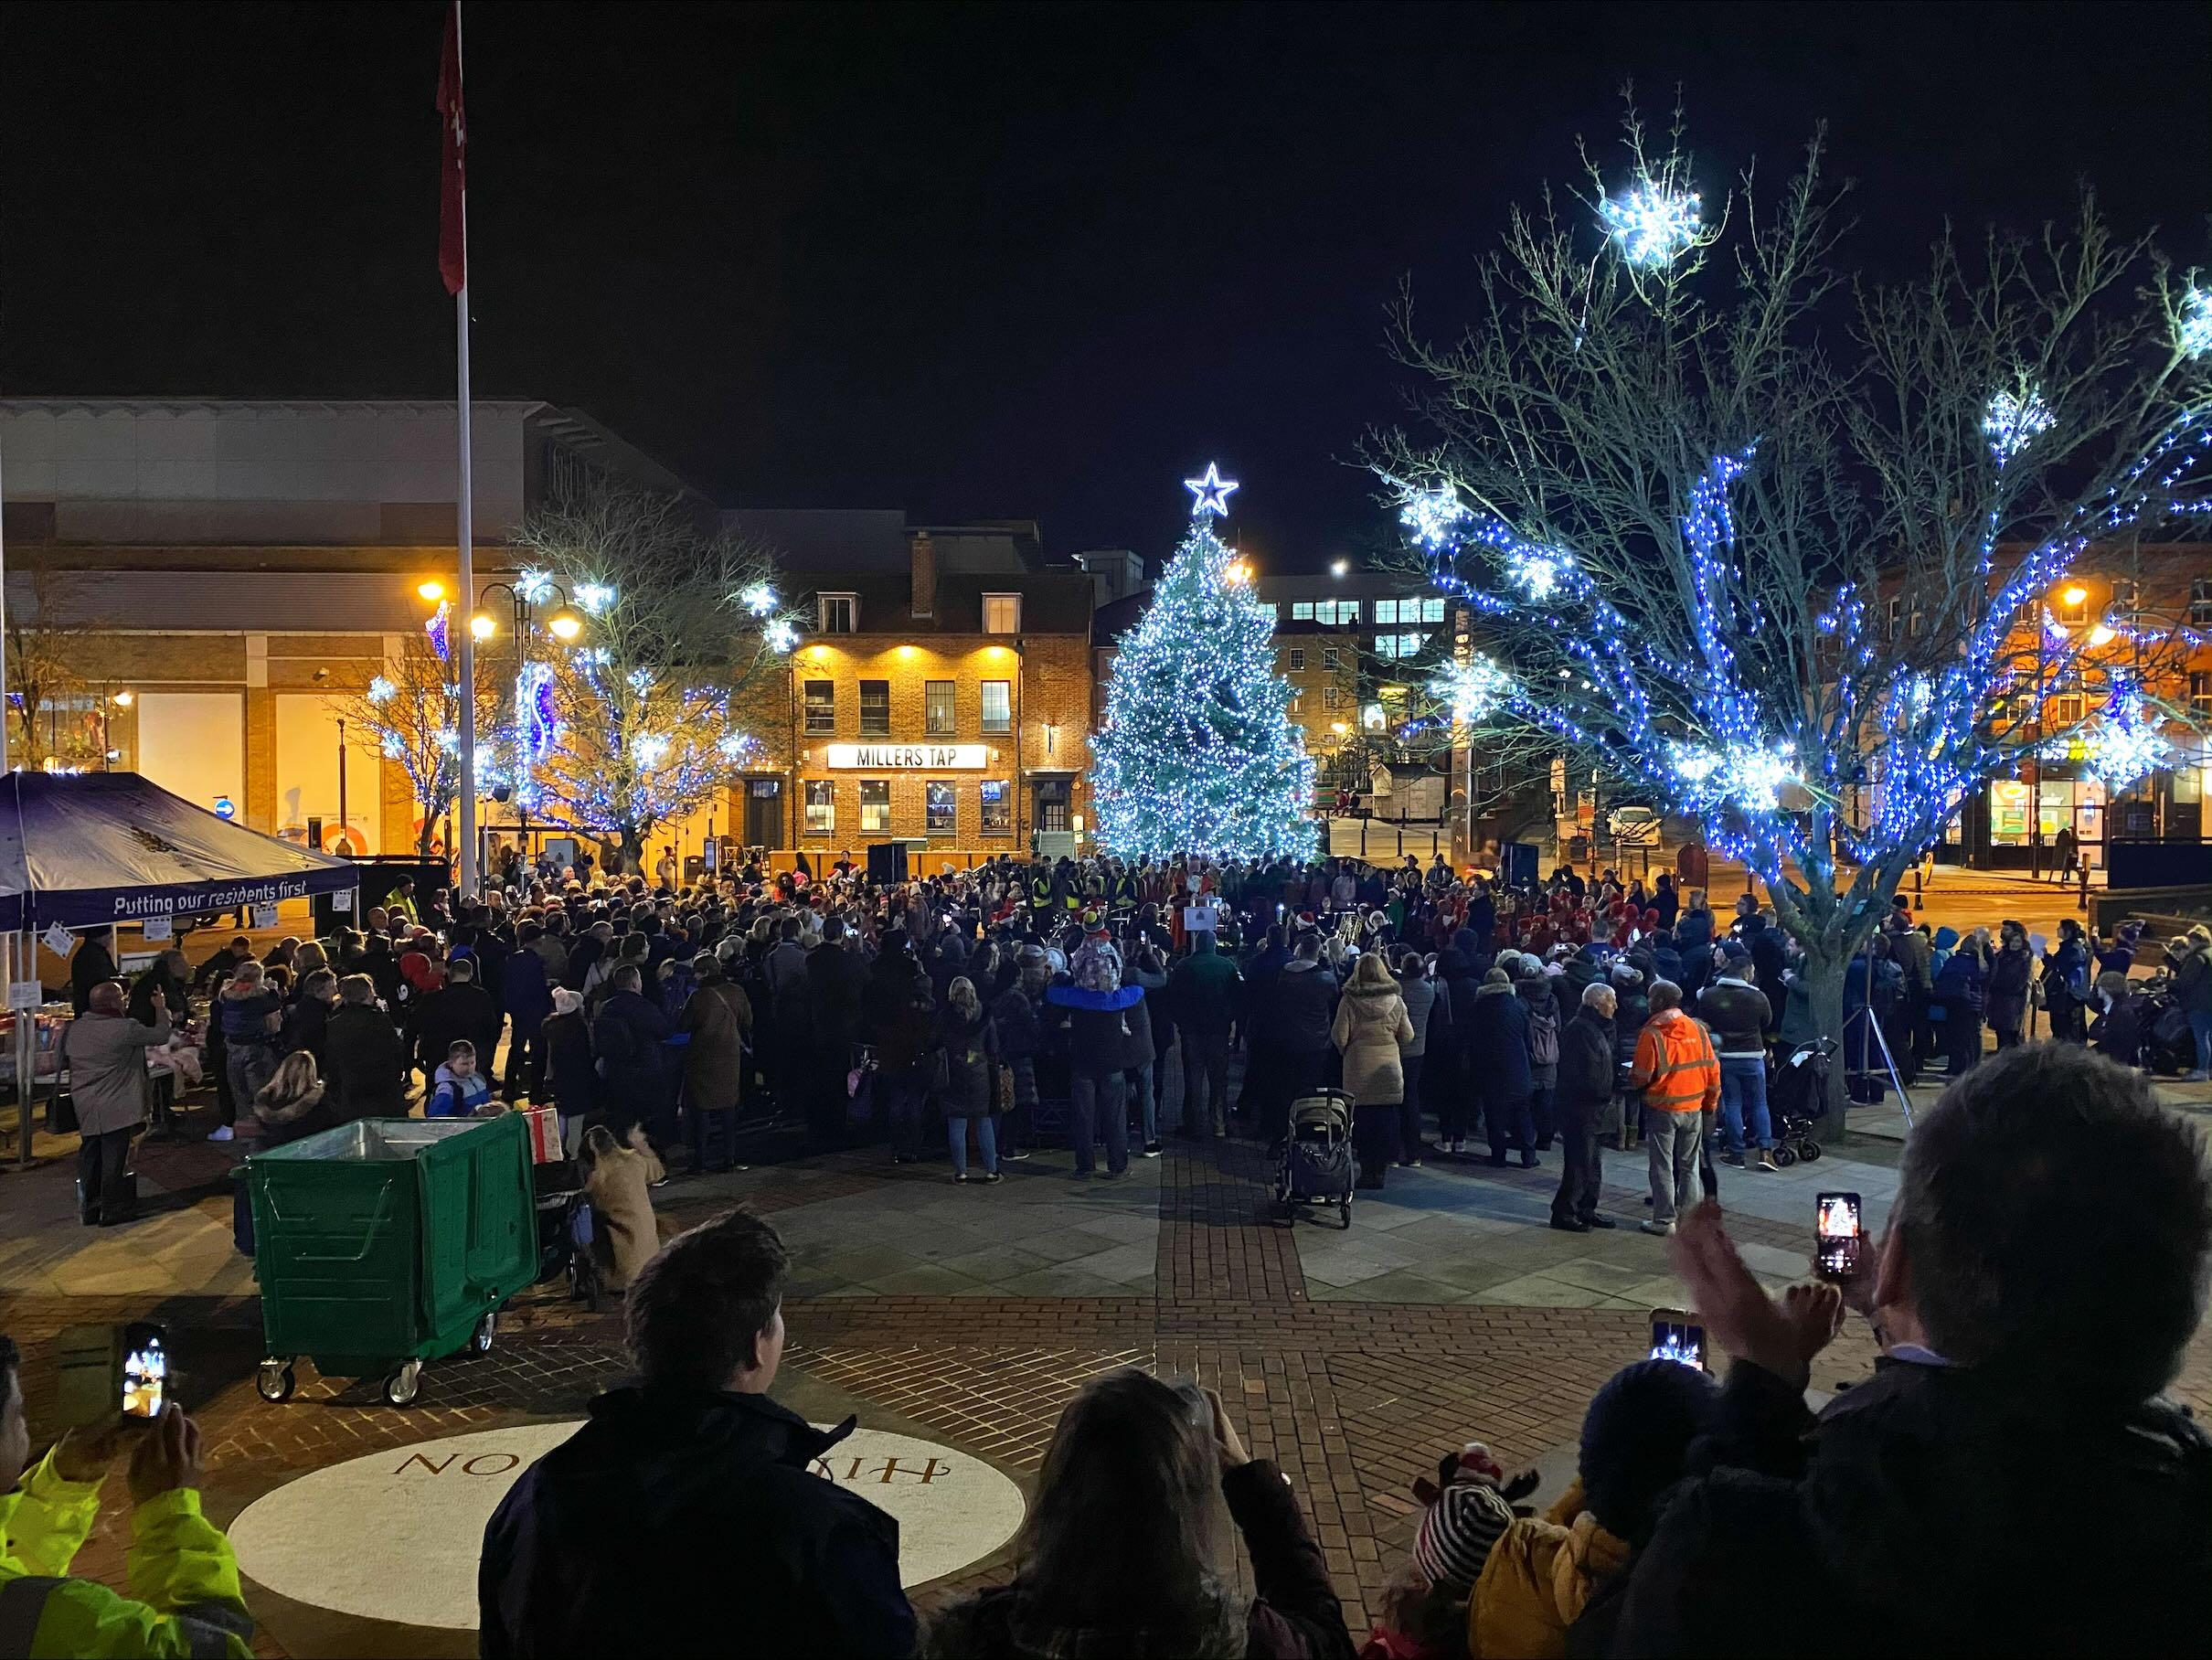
[1550,980,1620,1232]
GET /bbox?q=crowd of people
[9,1038,2205,1657]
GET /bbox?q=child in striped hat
[1359,1444,1534,1660]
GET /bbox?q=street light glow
[547,609,583,642]
[111,689,134,708]
[469,612,497,641]
[1330,559,1348,578]
[416,580,446,603]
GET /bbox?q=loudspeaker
[866,842,909,885]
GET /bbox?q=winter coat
[1694,977,1771,1059]
[1438,952,1484,1059]
[1171,938,1244,1037]
[1933,947,1985,1015]
[217,986,284,1050]
[990,984,1044,1060]
[592,988,674,1108]
[2169,942,2212,1016]
[1674,907,1715,958]
[2042,938,2091,1010]
[763,938,808,1002]
[922,1460,1352,1660]
[1628,1006,1720,1114]
[59,1008,170,1136]
[937,1006,999,1119]
[540,1009,597,1117]
[427,1061,492,1117]
[866,957,939,1078]
[1394,972,1441,1059]
[581,1130,665,1289]
[480,1386,914,1660]
[1331,984,1414,1108]
[502,949,554,1025]
[281,995,332,1068]
[69,935,118,1016]
[1133,963,1177,1054]
[410,981,500,1073]
[805,941,871,1057]
[1470,1480,1630,1660]
[1555,1006,1615,1118]
[1608,1359,2212,1657]
[1517,976,1559,1088]
[680,978,751,1114]
[1611,989,1649,1069]
[323,1003,410,1120]
[1889,925,1934,993]
[253,1073,338,1150]
[1466,983,1533,1102]
[1048,982,1153,1075]
[1984,942,2034,1030]
[1269,960,1339,1055]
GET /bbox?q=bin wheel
[382,1360,423,1407]
[1797,1138,1823,1163]
[570,1255,602,1314]
[1771,1144,1798,1168]
[471,1312,497,1355]
[256,1360,296,1403]
[1337,1200,1353,1230]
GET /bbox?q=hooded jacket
[427,1060,492,1117]
[480,1387,914,1660]
[1268,960,1340,1056]
[1469,1481,1630,1660]
[1466,981,1532,1101]
[1607,1359,2212,1656]
[1330,981,1414,1107]
[252,1072,336,1150]
[1171,936,1244,1038]
[322,1001,409,1120]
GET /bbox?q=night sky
[4,1,2206,569]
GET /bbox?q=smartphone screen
[1816,1191,1864,1280]
[119,1322,168,1421]
[1650,1307,1707,1371]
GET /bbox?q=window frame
[924,679,956,736]
[817,592,857,633]
[1321,646,1341,671]
[802,679,835,735]
[982,593,1022,634]
[858,779,892,833]
[2191,578,2212,625]
[857,679,891,737]
[803,780,835,834]
[980,678,1012,734]
[980,778,1012,834]
[924,780,956,834]
[1286,647,1306,671]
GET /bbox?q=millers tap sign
[823,744,990,770]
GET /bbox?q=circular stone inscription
[229,1420,1024,1631]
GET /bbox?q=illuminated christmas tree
[1090,466,1317,861]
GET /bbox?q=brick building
[0,398,704,857]
[726,511,1096,857]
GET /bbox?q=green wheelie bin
[246,1114,536,1406]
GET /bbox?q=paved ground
[5,1047,2210,1659]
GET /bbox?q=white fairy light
[2180,288,2212,358]
[1429,654,1513,722]
[739,580,778,617]
[516,569,556,604]
[1600,179,1702,266]
[1398,484,1469,553]
[1984,387,2055,464]
[366,676,396,704]
[633,732,670,771]
[575,581,618,616]
[1183,462,1239,519]
[764,619,800,653]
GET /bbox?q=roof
[798,570,1094,636]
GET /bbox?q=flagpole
[452,1,478,903]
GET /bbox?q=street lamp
[417,580,447,603]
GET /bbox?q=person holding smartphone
[1605,1044,2212,1656]
[0,1337,253,1657]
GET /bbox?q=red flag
[436,1,467,295]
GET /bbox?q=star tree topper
[1184,462,1239,519]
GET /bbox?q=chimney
[1075,548,1145,608]
[909,529,937,619]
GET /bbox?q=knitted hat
[1579,1359,1720,1545]
[1409,1455,1519,1596]
[1080,908,1108,936]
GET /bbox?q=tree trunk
[615,826,644,876]
[1801,947,1851,1141]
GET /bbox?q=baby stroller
[1273,1089,1356,1229]
[2133,976,2198,1077]
[1766,1038,1835,1165]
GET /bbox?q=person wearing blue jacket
[1933,926,1988,1075]
[501,923,556,1101]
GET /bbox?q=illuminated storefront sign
[822,743,988,770]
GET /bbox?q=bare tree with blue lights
[1374,115,2211,1126]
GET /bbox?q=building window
[1289,690,1304,714]
[858,680,890,736]
[1322,646,1341,671]
[1324,686,1344,710]
[2192,671,2212,715]
[1311,599,1359,626]
[1286,647,1305,671]
[925,781,955,833]
[2110,576,2139,618]
[2192,578,2212,625]
[925,680,955,735]
[1421,596,1445,623]
[2048,670,2085,727]
[2054,588,2089,626]
[981,778,1012,834]
[1376,598,1441,625]
[983,593,1021,633]
[803,680,835,734]
[1290,601,1314,621]
[1908,604,1923,638]
[818,592,857,633]
[981,679,1012,734]
[1886,596,1904,640]
[1374,632,1426,660]
[1375,599,1401,625]
[860,780,891,832]
[804,780,835,834]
